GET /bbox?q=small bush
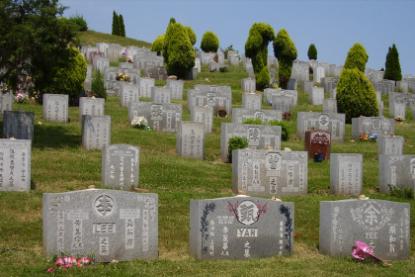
[307,43,317,60]
[273,29,297,89]
[384,44,402,81]
[68,15,88,31]
[388,185,413,199]
[255,66,270,90]
[151,35,165,56]
[228,136,248,162]
[201,31,219,53]
[185,26,197,46]
[91,70,106,99]
[269,120,289,141]
[344,43,368,72]
[242,118,263,125]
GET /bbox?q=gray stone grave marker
[310,86,324,105]
[3,111,34,140]
[297,112,345,142]
[82,115,111,150]
[377,135,404,155]
[241,78,256,93]
[232,108,282,124]
[379,155,415,193]
[120,83,140,107]
[176,122,205,159]
[190,105,213,133]
[151,87,171,104]
[330,153,363,195]
[0,92,13,116]
[351,116,395,138]
[79,97,105,120]
[42,94,68,122]
[242,92,262,110]
[166,79,184,100]
[138,77,155,98]
[323,98,337,113]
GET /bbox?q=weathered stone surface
[128,102,182,132]
[189,196,294,259]
[323,98,337,113]
[310,87,324,105]
[102,144,139,190]
[79,97,105,120]
[232,108,282,124]
[377,135,404,155]
[241,78,256,93]
[351,116,395,138]
[3,111,34,140]
[82,115,111,150]
[138,77,155,98]
[272,95,294,113]
[0,139,31,191]
[43,189,158,262]
[188,86,232,116]
[330,154,363,195]
[120,83,140,107]
[220,123,281,161]
[296,112,345,142]
[379,155,415,193]
[190,105,213,133]
[151,87,171,104]
[166,79,184,100]
[42,94,69,122]
[0,93,13,116]
[232,149,307,196]
[319,199,410,260]
[176,122,204,159]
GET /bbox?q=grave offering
[242,92,262,110]
[323,98,337,113]
[43,189,158,262]
[297,112,345,142]
[232,108,282,124]
[377,135,404,155]
[241,78,256,93]
[220,123,281,161]
[351,116,395,139]
[151,87,171,104]
[379,155,415,193]
[190,105,213,133]
[79,97,105,120]
[310,87,324,105]
[120,83,140,107]
[102,144,139,190]
[330,154,363,195]
[319,199,410,260]
[3,111,34,140]
[188,86,232,116]
[42,94,69,122]
[189,196,294,259]
[0,139,31,191]
[138,77,155,98]
[232,149,307,196]
[176,122,205,159]
[304,130,331,160]
[0,92,13,115]
[128,102,182,132]
[82,115,111,150]
[166,79,184,100]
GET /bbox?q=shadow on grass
[33,124,80,149]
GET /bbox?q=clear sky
[61,0,415,75]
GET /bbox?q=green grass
[79,30,151,48]
[0,66,414,277]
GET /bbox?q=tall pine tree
[384,44,402,81]
[118,14,126,37]
[112,11,119,35]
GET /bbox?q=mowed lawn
[0,66,414,277]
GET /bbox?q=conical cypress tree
[119,14,126,37]
[112,11,119,35]
[307,43,317,60]
[384,44,402,81]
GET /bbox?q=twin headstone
[43,189,158,262]
[189,196,294,259]
[330,154,363,195]
[3,111,34,140]
[176,122,205,159]
[82,115,111,150]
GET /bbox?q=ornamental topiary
[151,35,165,56]
[344,43,368,72]
[255,66,270,90]
[200,31,219,52]
[307,43,317,60]
[336,68,378,123]
[384,44,402,81]
[273,28,297,89]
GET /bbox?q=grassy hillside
[79,30,151,48]
[0,65,414,276]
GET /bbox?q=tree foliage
[111,11,125,37]
[245,23,274,90]
[307,43,317,60]
[91,70,106,99]
[384,44,402,81]
[119,14,126,37]
[201,31,219,52]
[68,15,88,32]
[336,68,378,122]
[344,43,368,72]
[163,20,195,79]
[273,28,297,89]
[185,26,197,46]
[151,35,165,56]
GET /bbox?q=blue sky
[62,0,415,75]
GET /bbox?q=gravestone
[321,77,338,94]
[79,97,105,120]
[0,93,13,115]
[272,95,294,113]
[241,78,256,93]
[297,112,346,142]
[304,130,331,160]
[377,135,404,155]
[138,77,155,98]
[176,122,205,159]
[82,115,111,150]
[43,189,158,262]
[220,123,281,161]
[314,66,325,83]
[391,101,406,120]
[310,87,324,105]
[287,79,297,90]
[319,199,410,260]
[166,79,184,100]
[232,149,307,196]
[379,155,415,193]
[194,58,201,72]
[3,111,34,140]
[232,108,283,124]
[120,83,140,107]
[351,116,395,139]
[242,93,261,110]
[323,99,337,113]
[128,102,182,132]
[189,196,294,259]
[190,105,213,133]
[151,87,171,104]
[330,154,363,195]
[188,86,232,116]
[264,89,297,106]
[102,144,139,190]
[0,139,31,191]
[303,81,313,95]
[42,94,69,122]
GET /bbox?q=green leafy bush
[185,26,197,46]
[273,29,297,89]
[242,118,263,125]
[201,31,219,52]
[307,43,317,60]
[269,120,289,141]
[151,35,165,55]
[336,68,378,122]
[256,66,270,90]
[384,44,402,81]
[68,15,88,31]
[91,70,106,99]
[228,136,249,162]
[344,43,368,72]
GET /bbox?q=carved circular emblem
[318,115,330,130]
[237,200,259,226]
[94,194,115,217]
[350,201,393,231]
